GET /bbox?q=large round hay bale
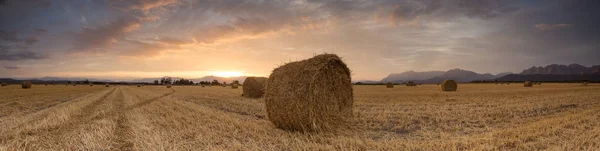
[441,79,457,91]
[243,77,268,98]
[386,82,394,88]
[22,81,32,89]
[524,81,533,87]
[265,54,353,132]
[231,83,239,89]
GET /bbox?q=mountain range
[379,64,599,84]
[519,64,600,75]
[381,69,512,84]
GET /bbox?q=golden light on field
[212,71,243,78]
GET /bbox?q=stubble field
[0,83,599,150]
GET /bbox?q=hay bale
[386,82,394,88]
[243,77,268,98]
[167,84,172,88]
[582,82,588,86]
[441,79,457,91]
[137,85,141,87]
[231,83,239,89]
[524,81,533,87]
[105,84,109,87]
[1,82,8,86]
[90,85,93,87]
[265,54,353,132]
[22,81,32,89]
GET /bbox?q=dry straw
[441,79,458,91]
[22,81,32,89]
[386,82,394,88]
[524,81,533,87]
[265,54,353,132]
[243,77,268,98]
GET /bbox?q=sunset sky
[1,0,599,81]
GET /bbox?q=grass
[0,83,599,150]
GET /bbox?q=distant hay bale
[243,77,268,98]
[1,82,8,86]
[265,54,353,132]
[137,85,141,87]
[167,84,172,88]
[90,85,93,87]
[441,79,458,91]
[22,81,32,89]
[386,82,394,88]
[105,84,109,87]
[582,82,588,86]
[231,83,239,89]
[406,81,417,86]
[73,84,76,86]
[524,81,533,87]
[201,85,205,87]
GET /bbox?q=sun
[213,71,242,78]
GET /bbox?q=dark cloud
[4,66,19,70]
[455,0,518,19]
[0,30,19,42]
[34,28,47,33]
[0,46,47,60]
[0,0,6,6]
[74,18,141,52]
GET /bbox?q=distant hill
[381,71,445,82]
[383,69,510,84]
[495,74,600,82]
[11,77,114,82]
[520,64,600,75]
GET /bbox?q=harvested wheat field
[0,83,599,150]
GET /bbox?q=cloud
[534,23,573,31]
[156,36,194,45]
[34,28,47,33]
[0,46,47,60]
[0,30,19,42]
[74,18,141,52]
[4,66,19,70]
[109,0,180,12]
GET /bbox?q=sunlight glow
[213,71,243,78]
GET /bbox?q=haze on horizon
[1,0,599,81]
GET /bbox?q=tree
[83,79,90,84]
[211,80,220,85]
[154,80,159,85]
[67,81,72,84]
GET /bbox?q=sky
[1,0,599,81]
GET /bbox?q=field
[1,83,599,150]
